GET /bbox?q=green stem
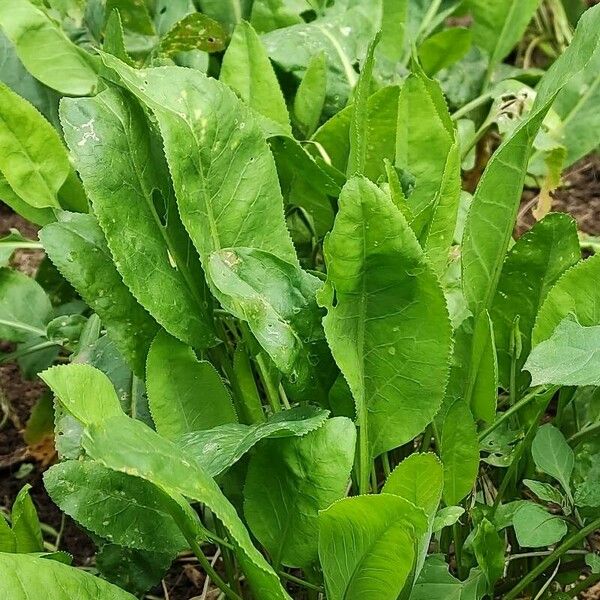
[504,516,600,600]
[569,421,600,445]
[0,319,47,338]
[567,572,600,597]
[479,386,557,443]
[453,521,465,579]
[256,353,281,413]
[0,340,60,365]
[358,406,371,495]
[231,345,265,424]
[451,92,493,121]
[278,571,324,593]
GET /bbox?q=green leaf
[83,415,291,600]
[0,268,51,342]
[512,502,567,548]
[103,10,135,66]
[250,0,309,33]
[40,212,159,377]
[106,0,156,36]
[44,460,186,553]
[0,173,55,226]
[523,479,567,507]
[207,247,326,395]
[532,254,600,346]
[585,552,600,574]
[471,518,505,591]
[319,494,426,600]
[146,329,237,439]
[531,424,574,495]
[490,213,580,389]
[432,506,465,533]
[100,54,298,270]
[418,28,472,76]
[60,87,215,349]
[319,176,452,458]
[0,81,69,209]
[11,485,43,553]
[0,515,16,553]
[0,229,40,268]
[469,0,541,70]
[293,50,327,138]
[220,20,290,133]
[159,12,227,56]
[0,0,99,96]
[0,552,136,599]
[525,317,600,386]
[175,405,330,477]
[244,417,355,568]
[312,85,399,183]
[40,364,123,426]
[262,4,379,115]
[198,0,253,32]
[440,399,479,505]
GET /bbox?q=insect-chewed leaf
[319,176,452,458]
[99,53,297,272]
[531,424,574,495]
[44,460,187,553]
[525,317,600,387]
[208,247,327,396]
[244,417,355,568]
[146,329,237,439]
[175,405,330,477]
[159,12,226,56]
[0,0,99,96]
[60,87,214,349]
[440,399,479,505]
[319,494,426,600]
[40,364,123,427]
[0,552,136,600]
[0,82,69,209]
[532,254,600,346]
[83,415,291,600]
[490,213,580,389]
[221,20,290,134]
[512,502,567,548]
[0,268,51,342]
[383,453,444,577]
[40,212,159,377]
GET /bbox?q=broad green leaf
[44,460,186,553]
[250,0,309,33]
[512,502,567,547]
[532,254,600,346]
[470,518,505,591]
[0,82,69,209]
[0,0,99,96]
[378,0,407,66]
[0,229,40,267]
[60,87,215,349]
[319,176,452,458]
[525,317,600,386]
[100,54,298,269]
[106,0,155,36]
[175,405,330,477]
[83,416,291,600]
[159,12,227,56]
[40,212,159,377]
[490,213,580,389]
[146,329,237,439]
[418,28,472,76]
[220,20,291,133]
[0,552,136,600]
[11,485,43,553]
[432,506,465,533]
[441,399,479,505]
[262,4,379,115]
[461,103,552,317]
[312,85,399,183]
[0,268,51,342]
[207,247,326,397]
[293,51,327,138]
[531,424,574,495]
[40,364,123,426]
[469,0,541,71]
[319,494,426,600]
[410,554,486,600]
[244,417,355,568]
[0,174,55,226]
[383,452,444,576]
[0,516,16,553]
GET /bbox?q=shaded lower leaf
[471,518,505,591]
[512,502,567,548]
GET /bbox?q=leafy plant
[1,0,600,599]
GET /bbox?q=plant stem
[188,538,242,600]
[256,353,281,413]
[568,421,600,445]
[358,406,371,495]
[451,92,493,121]
[278,571,324,593]
[453,522,466,580]
[0,340,61,365]
[504,516,600,600]
[567,572,600,597]
[479,386,557,443]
